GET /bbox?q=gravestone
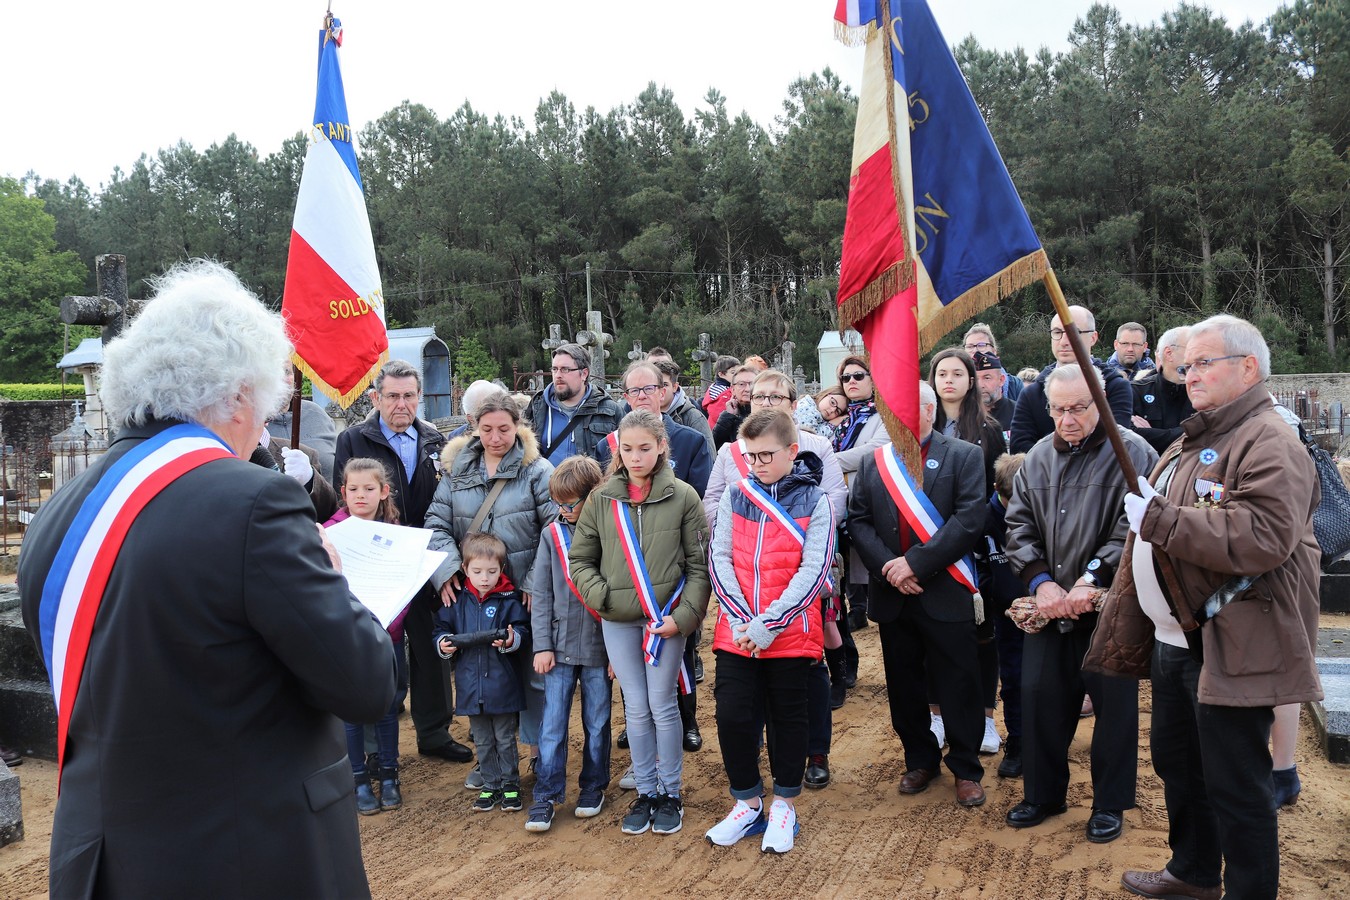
[691,333,718,395]
[627,341,645,362]
[773,340,796,376]
[60,254,141,345]
[0,757,20,847]
[541,324,566,358]
[0,583,55,764]
[575,310,613,390]
[1321,556,1350,614]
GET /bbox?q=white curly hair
[100,260,292,429]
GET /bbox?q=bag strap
[539,413,585,461]
[467,477,508,535]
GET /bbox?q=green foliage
[15,2,1350,380]
[0,383,74,400]
[453,335,501,384]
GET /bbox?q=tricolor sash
[736,479,836,598]
[605,431,619,457]
[731,438,751,479]
[547,521,601,622]
[611,499,692,694]
[37,423,234,777]
[873,445,979,593]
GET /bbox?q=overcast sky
[5,1,1285,190]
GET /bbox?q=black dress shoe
[0,745,22,767]
[997,736,1022,778]
[1086,809,1124,843]
[419,738,473,763]
[616,728,629,749]
[683,723,703,752]
[847,607,869,631]
[1005,800,1068,828]
[694,654,705,683]
[805,754,831,788]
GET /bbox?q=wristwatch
[1080,570,1099,587]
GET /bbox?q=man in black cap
[974,351,1015,432]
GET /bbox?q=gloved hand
[1123,476,1159,534]
[281,447,314,486]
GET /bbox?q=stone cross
[627,341,644,362]
[575,310,613,389]
[541,323,566,357]
[794,365,808,400]
[773,340,796,376]
[691,332,718,395]
[60,254,141,344]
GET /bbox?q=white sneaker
[981,716,1001,754]
[929,713,946,749]
[704,800,767,847]
[760,798,799,854]
[618,765,637,791]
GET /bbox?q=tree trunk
[1325,235,1337,357]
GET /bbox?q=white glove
[1123,476,1159,534]
[280,447,314,486]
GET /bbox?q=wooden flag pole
[290,364,303,450]
[1041,267,1202,637]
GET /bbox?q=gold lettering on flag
[907,91,930,131]
[914,193,951,256]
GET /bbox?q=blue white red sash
[873,445,979,594]
[37,423,234,777]
[611,498,692,694]
[731,438,750,479]
[547,521,601,622]
[605,430,619,457]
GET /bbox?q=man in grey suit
[848,382,988,808]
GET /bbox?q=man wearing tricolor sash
[847,382,989,808]
[18,261,395,898]
[1003,364,1156,843]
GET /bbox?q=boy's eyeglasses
[839,371,870,383]
[741,447,787,465]
[557,499,583,511]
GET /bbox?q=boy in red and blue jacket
[705,409,835,855]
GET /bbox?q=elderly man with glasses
[712,365,761,449]
[526,342,622,465]
[595,361,712,497]
[1087,315,1322,900]
[335,359,472,764]
[1003,364,1157,843]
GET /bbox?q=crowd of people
[15,259,1334,899]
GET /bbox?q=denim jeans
[532,663,613,803]
[602,619,686,797]
[346,633,407,774]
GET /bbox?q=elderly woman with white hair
[18,260,395,898]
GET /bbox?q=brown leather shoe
[955,778,985,807]
[898,768,938,794]
[1121,868,1220,900]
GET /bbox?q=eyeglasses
[1047,402,1092,419]
[380,391,419,404]
[622,384,661,397]
[751,393,790,405]
[1176,355,1246,377]
[551,366,582,375]
[741,447,787,465]
[556,498,584,511]
[964,340,994,351]
[733,380,756,389]
[840,371,870,383]
[1050,328,1095,340]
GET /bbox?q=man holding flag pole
[831,0,1166,809]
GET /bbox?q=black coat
[17,419,395,899]
[848,433,986,624]
[1008,360,1135,454]
[1131,371,1195,454]
[334,411,445,527]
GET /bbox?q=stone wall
[0,399,78,470]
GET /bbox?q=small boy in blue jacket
[434,532,530,812]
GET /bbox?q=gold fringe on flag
[874,389,923,481]
[834,19,879,47]
[917,249,1048,354]
[837,260,915,333]
[292,349,389,410]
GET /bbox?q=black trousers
[1152,643,1278,898]
[806,660,832,756]
[405,588,456,749]
[876,603,984,782]
[993,612,1025,739]
[1021,622,1138,809]
[714,651,811,799]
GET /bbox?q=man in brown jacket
[1085,314,1323,900]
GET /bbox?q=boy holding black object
[434,532,530,813]
[706,409,835,854]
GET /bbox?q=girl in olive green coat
[568,410,710,836]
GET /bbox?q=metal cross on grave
[575,310,613,390]
[691,332,718,395]
[60,254,141,345]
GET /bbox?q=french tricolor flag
[282,12,388,407]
